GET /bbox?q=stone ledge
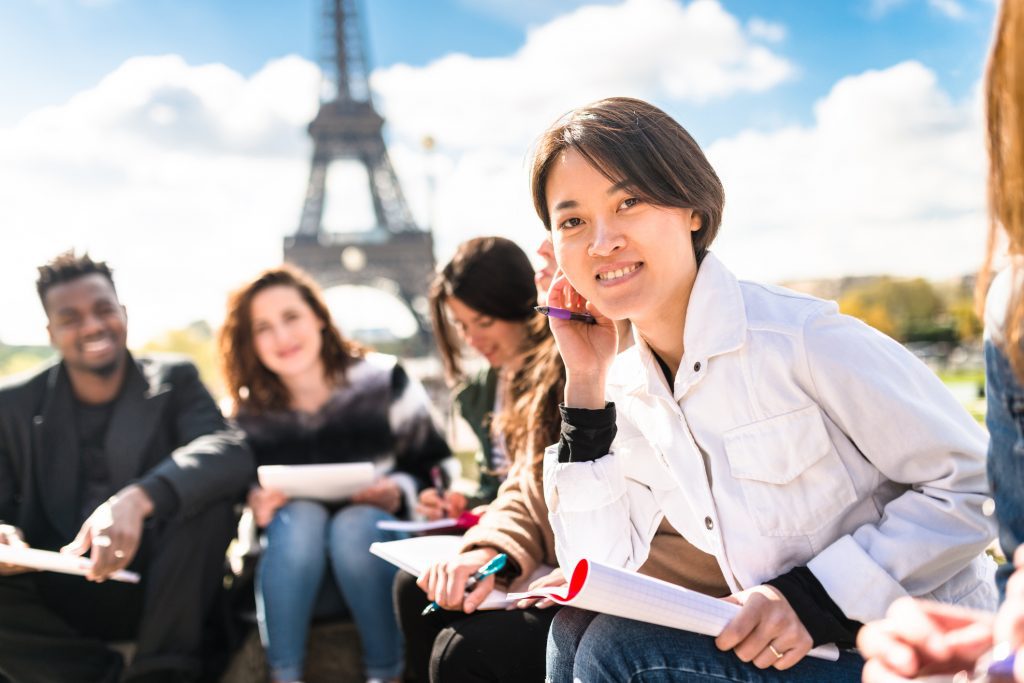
[220,621,364,683]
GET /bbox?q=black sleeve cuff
[557,403,617,463]
[765,566,863,648]
[136,477,180,520]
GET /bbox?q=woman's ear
[690,210,703,232]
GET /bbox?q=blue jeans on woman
[986,339,1024,599]
[256,500,406,682]
[546,608,864,683]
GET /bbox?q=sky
[0,0,1000,345]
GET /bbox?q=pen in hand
[422,553,508,616]
[534,306,597,325]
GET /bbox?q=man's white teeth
[598,263,640,281]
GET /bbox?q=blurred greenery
[0,343,55,379]
[838,276,980,344]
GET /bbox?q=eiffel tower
[285,0,436,348]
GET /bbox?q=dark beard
[81,351,125,378]
[87,359,122,378]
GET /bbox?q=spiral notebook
[507,559,839,662]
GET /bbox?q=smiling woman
[218,265,450,683]
[532,97,997,683]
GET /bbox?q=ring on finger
[768,644,785,660]
[113,549,126,559]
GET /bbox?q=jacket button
[704,516,714,530]
[693,361,701,372]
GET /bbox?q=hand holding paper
[0,524,32,576]
[507,559,839,662]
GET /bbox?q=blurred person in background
[219,265,449,683]
[0,250,252,683]
[419,237,542,520]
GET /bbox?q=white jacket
[544,253,997,624]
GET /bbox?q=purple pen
[987,650,1016,681]
[535,306,597,325]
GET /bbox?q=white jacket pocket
[724,404,857,537]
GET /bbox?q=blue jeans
[986,339,1024,599]
[256,500,406,682]
[546,608,864,683]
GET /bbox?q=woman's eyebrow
[553,199,578,211]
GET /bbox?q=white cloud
[371,0,795,151]
[0,54,322,345]
[868,0,968,18]
[707,61,986,282]
[929,0,967,18]
[747,17,787,42]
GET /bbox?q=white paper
[257,462,375,502]
[376,518,463,532]
[0,544,140,583]
[370,535,554,610]
[508,559,839,662]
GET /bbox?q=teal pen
[421,553,508,616]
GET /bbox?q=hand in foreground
[61,484,152,582]
[418,547,499,614]
[416,488,468,520]
[546,269,618,409]
[989,545,1024,682]
[858,597,993,682]
[514,566,565,610]
[248,485,288,528]
[716,584,813,671]
[0,524,33,576]
[352,477,403,514]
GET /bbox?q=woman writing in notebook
[220,266,450,683]
[396,237,726,682]
[416,237,540,520]
[534,97,997,682]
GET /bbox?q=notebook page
[509,560,839,661]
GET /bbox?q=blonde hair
[979,0,1024,379]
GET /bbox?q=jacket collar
[609,252,748,399]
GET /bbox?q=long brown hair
[429,236,539,385]
[493,316,565,477]
[979,0,1024,379]
[530,97,725,262]
[219,265,365,415]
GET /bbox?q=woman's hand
[352,477,403,514]
[858,597,993,682]
[716,584,813,671]
[416,488,468,520]
[513,566,566,610]
[248,485,288,528]
[417,547,499,614]
[546,269,618,409]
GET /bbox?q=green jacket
[454,367,502,505]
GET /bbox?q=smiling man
[0,251,254,683]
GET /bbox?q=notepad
[376,511,481,533]
[370,535,554,610]
[0,544,140,583]
[507,559,840,662]
[257,462,375,502]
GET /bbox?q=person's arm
[460,456,544,583]
[137,362,254,517]
[799,305,994,625]
[386,363,451,514]
[542,270,663,572]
